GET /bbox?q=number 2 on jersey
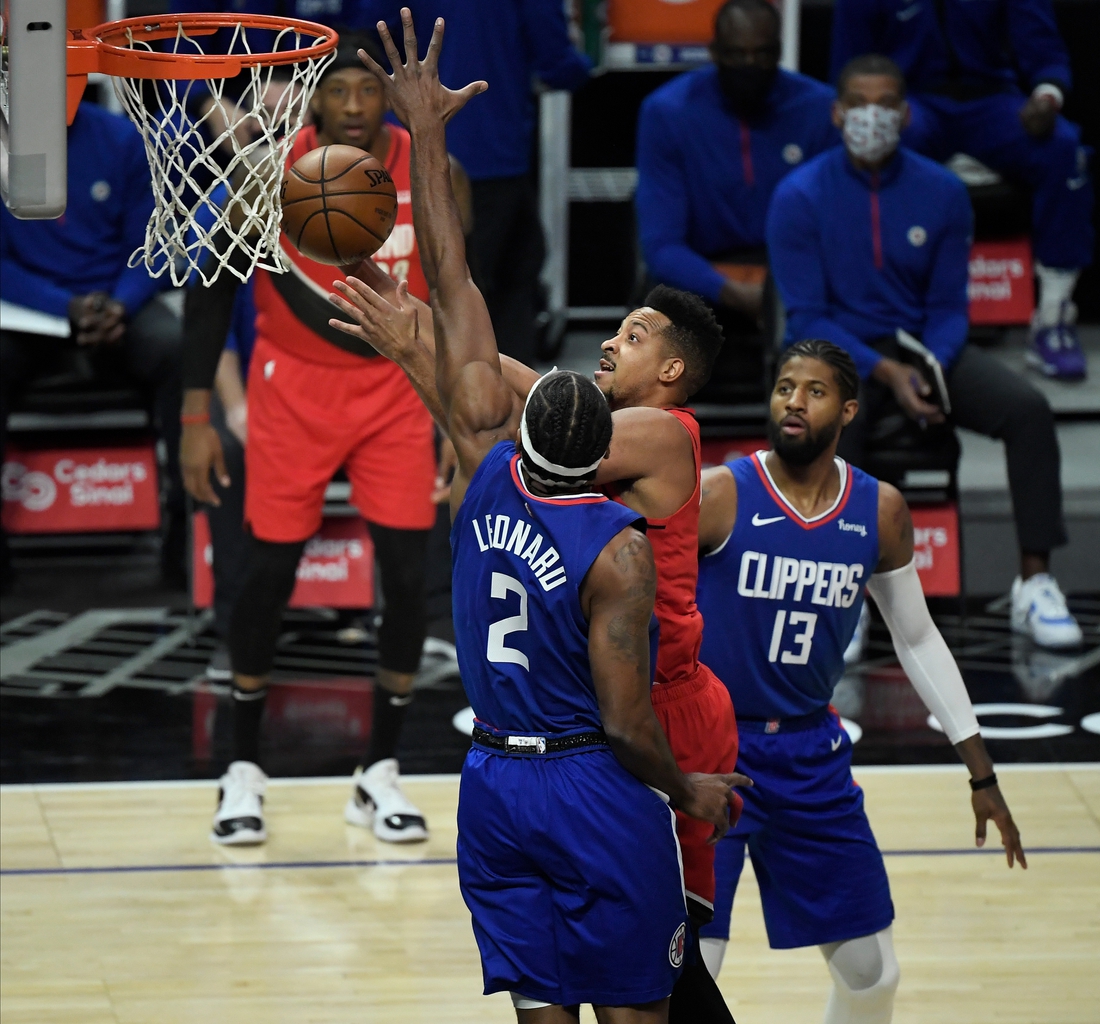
[767,609,817,665]
[487,572,529,670]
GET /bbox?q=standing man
[695,339,1026,1024]
[357,15,746,1018]
[831,0,1093,380]
[637,0,837,321]
[766,55,1082,648]
[180,34,472,846]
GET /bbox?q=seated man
[635,0,837,398]
[766,54,1082,649]
[0,100,184,579]
[831,0,1093,380]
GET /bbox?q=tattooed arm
[583,526,748,837]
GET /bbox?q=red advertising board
[1,443,160,534]
[700,437,767,468]
[968,238,1034,325]
[608,0,729,43]
[192,512,374,609]
[911,504,960,597]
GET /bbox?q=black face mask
[766,414,840,467]
[717,64,778,119]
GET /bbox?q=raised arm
[699,464,738,553]
[360,12,517,511]
[584,526,749,838]
[868,483,1026,868]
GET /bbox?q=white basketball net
[109,21,335,286]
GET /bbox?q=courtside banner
[1,444,160,533]
[968,238,1034,325]
[192,513,374,609]
[700,437,768,468]
[911,504,960,597]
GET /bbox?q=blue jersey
[451,441,642,737]
[698,452,880,720]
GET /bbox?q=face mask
[717,64,778,119]
[842,104,905,163]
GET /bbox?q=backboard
[1,0,69,218]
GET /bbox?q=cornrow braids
[520,370,613,489]
[778,339,861,403]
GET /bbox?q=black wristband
[969,773,998,792]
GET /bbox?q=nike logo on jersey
[752,514,786,526]
[831,735,843,751]
[737,550,864,607]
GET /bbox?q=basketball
[280,145,398,265]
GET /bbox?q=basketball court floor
[2,766,1098,1023]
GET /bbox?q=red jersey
[611,407,704,687]
[254,123,428,367]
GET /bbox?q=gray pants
[837,343,1067,554]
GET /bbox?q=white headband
[519,369,606,479]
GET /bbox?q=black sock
[365,684,412,766]
[232,685,267,766]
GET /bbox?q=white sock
[699,936,727,979]
[1035,264,1079,326]
[820,927,899,1024]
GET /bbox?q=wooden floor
[2,765,1098,1024]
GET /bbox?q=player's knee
[228,537,305,676]
[822,928,898,994]
[371,526,430,674]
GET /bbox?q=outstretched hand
[359,8,487,129]
[329,277,420,363]
[973,784,1027,869]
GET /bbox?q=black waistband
[472,726,609,755]
[737,705,832,734]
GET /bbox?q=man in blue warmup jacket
[767,55,1082,650]
[637,0,837,319]
[0,101,184,582]
[831,0,1093,380]
[635,0,837,402]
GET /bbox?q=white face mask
[842,104,905,163]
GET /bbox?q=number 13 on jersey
[768,609,817,665]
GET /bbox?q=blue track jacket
[766,146,972,379]
[0,103,160,320]
[636,66,838,303]
[830,0,1072,94]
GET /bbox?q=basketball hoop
[67,14,339,285]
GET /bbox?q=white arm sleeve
[865,560,979,745]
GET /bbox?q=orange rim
[70,13,339,80]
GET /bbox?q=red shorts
[245,337,437,542]
[651,662,740,914]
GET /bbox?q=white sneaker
[344,759,428,843]
[843,600,871,665]
[211,761,268,845]
[1011,574,1083,649]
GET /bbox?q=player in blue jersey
[693,339,1025,1024]
[356,15,748,1020]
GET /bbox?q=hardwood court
[2,765,1097,1024]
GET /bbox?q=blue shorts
[457,745,688,1006]
[699,709,894,949]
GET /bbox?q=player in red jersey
[332,233,739,1019]
[179,34,472,848]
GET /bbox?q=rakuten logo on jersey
[737,550,864,608]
